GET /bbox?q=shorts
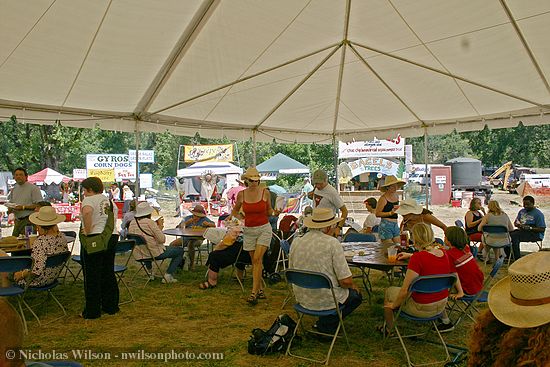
[243,223,272,251]
[379,219,400,240]
[386,286,447,318]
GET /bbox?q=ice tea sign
[86,154,136,181]
[338,135,405,158]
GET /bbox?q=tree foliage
[0,115,549,190]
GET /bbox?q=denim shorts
[379,219,400,240]
[243,223,272,251]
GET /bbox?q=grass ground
[18,257,487,367]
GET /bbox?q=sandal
[198,281,217,290]
[246,293,258,305]
[257,289,266,300]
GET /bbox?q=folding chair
[481,225,512,267]
[127,234,167,286]
[273,230,296,273]
[0,256,34,333]
[285,269,350,365]
[114,239,135,304]
[230,244,256,292]
[448,256,504,327]
[61,230,79,282]
[25,251,71,326]
[390,274,457,367]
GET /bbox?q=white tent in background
[176,162,243,178]
[1,1,550,142]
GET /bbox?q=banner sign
[128,150,155,163]
[86,154,136,182]
[139,173,153,188]
[343,157,400,178]
[87,168,115,183]
[338,135,405,158]
[73,169,87,180]
[183,144,233,162]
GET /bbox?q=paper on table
[351,255,370,263]
[349,222,363,232]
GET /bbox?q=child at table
[444,226,484,296]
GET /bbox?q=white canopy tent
[1,0,550,143]
[176,162,243,178]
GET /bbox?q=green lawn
[17,259,481,367]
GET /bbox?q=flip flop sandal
[246,293,258,305]
[257,290,266,299]
[198,281,217,290]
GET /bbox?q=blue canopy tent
[256,153,309,181]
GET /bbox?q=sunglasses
[248,179,260,183]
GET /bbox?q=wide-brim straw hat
[29,206,65,226]
[379,175,405,191]
[303,208,341,229]
[241,167,261,181]
[190,204,206,217]
[135,202,154,218]
[395,199,423,216]
[488,251,550,328]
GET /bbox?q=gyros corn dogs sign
[86,154,136,182]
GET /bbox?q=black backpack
[247,314,298,355]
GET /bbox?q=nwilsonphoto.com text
[6,348,224,362]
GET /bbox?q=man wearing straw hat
[310,169,348,236]
[289,207,362,334]
[467,251,550,366]
[170,204,215,271]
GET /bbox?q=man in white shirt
[7,167,42,236]
[289,208,362,334]
[310,169,348,235]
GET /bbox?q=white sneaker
[146,268,155,280]
[161,274,178,284]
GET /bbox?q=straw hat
[395,199,423,216]
[379,175,405,191]
[29,206,65,226]
[303,208,341,229]
[134,202,154,218]
[190,204,206,217]
[241,167,261,181]
[488,252,550,328]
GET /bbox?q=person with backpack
[79,177,119,319]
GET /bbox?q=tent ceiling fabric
[1,0,550,143]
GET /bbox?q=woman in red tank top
[230,167,273,305]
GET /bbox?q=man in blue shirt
[169,204,215,270]
[509,195,546,259]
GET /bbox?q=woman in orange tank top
[230,167,273,305]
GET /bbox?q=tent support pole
[135,120,140,198]
[423,126,429,209]
[252,129,257,166]
[333,134,338,192]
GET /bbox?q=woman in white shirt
[80,177,119,319]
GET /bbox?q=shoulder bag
[79,200,115,254]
